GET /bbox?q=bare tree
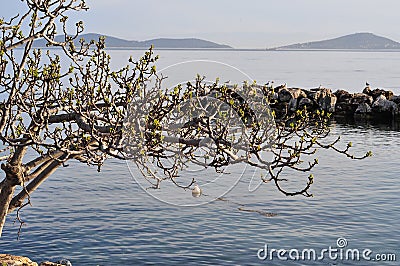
[0,0,371,237]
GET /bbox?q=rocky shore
[268,83,400,120]
[0,254,71,266]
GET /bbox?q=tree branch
[8,152,68,213]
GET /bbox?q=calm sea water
[1,50,400,265]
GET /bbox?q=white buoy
[192,184,202,197]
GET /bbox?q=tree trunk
[0,164,23,237]
[8,157,66,213]
[0,180,17,237]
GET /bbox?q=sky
[2,0,400,49]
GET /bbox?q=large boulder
[372,95,398,115]
[0,254,38,266]
[351,93,373,105]
[334,89,353,104]
[355,103,372,114]
[391,95,400,104]
[271,102,289,118]
[277,87,307,103]
[335,103,355,116]
[288,98,298,111]
[290,88,307,99]
[307,90,321,103]
[318,88,337,112]
[278,87,292,102]
[298,97,313,109]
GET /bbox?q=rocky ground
[0,254,71,266]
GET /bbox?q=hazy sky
[2,0,400,48]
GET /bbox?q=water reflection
[334,116,400,131]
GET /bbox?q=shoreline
[0,254,71,266]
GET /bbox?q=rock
[288,98,298,111]
[275,83,287,91]
[39,262,65,266]
[318,89,337,112]
[0,254,71,266]
[372,94,386,102]
[0,254,38,266]
[334,90,373,105]
[298,97,313,108]
[307,90,321,102]
[391,95,400,104]
[355,103,372,114]
[351,93,373,105]
[384,90,394,100]
[271,102,289,117]
[289,88,307,99]
[334,91,374,116]
[55,260,72,266]
[263,84,400,119]
[39,259,71,266]
[372,95,398,115]
[366,88,394,100]
[39,259,72,266]
[310,87,320,92]
[277,87,307,103]
[277,87,292,102]
[321,96,337,113]
[334,89,353,103]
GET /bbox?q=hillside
[275,33,400,50]
[33,33,232,49]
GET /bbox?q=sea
[1,49,400,265]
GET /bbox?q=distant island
[33,33,232,49]
[273,33,400,50]
[32,32,400,50]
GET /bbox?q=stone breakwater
[268,84,400,119]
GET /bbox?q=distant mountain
[275,33,400,50]
[33,33,232,49]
